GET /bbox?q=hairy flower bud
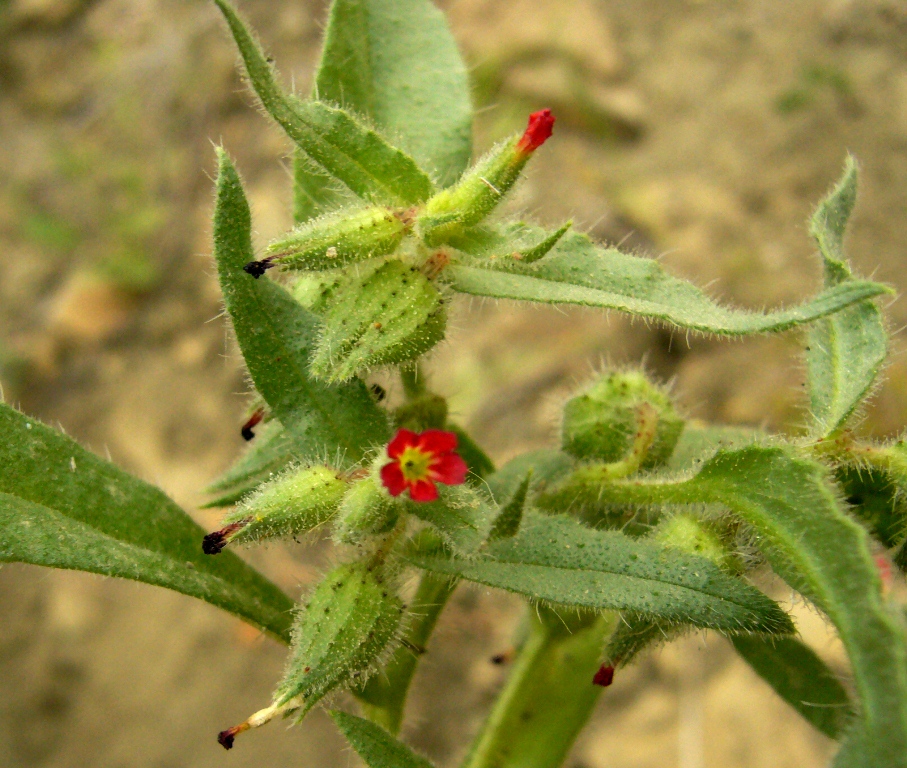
[217,562,403,748]
[307,259,446,382]
[418,110,555,246]
[203,465,346,553]
[333,477,401,543]
[261,206,408,273]
[561,371,684,467]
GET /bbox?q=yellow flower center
[398,446,433,483]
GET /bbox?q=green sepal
[266,206,408,272]
[488,471,531,541]
[217,464,347,547]
[418,136,529,245]
[333,477,401,544]
[561,370,684,467]
[447,220,572,265]
[307,259,447,382]
[406,483,494,555]
[275,561,403,719]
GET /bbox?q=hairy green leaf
[330,710,435,768]
[292,149,355,224]
[486,448,575,503]
[409,513,793,634]
[446,226,890,335]
[0,403,293,642]
[315,0,472,187]
[203,421,295,507]
[732,634,853,740]
[666,424,765,471]
[806,155,887,437]
[213,149,390,466]
[213,0,434,206]
[546,445,907,763]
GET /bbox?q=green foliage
[213,0,435,206]
[488,471,531,541]
[731,635,853,740]
[315,0,472,187]
[213,149,390,462]
[330,710,435,768]
[410,512,793,634]
[545,445,907,763]
[0,402,294,643]
[447,226,889,335]
[806,155,887,437]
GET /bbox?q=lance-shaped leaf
[408,512,793,634]
[315,0,472,187]
[488,471,531,541]
[544,446,907,764]
[806,155,887,437]
[0,403,294,643]
[213,149,389,466]
[213,0,434,206]
[330,711,435,768]
[731,634,853,740]
[445,225,890,335]
[203,421,295,507]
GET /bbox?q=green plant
[2,1,906,766]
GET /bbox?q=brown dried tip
[516,109,555,154]
[592,664,614,687]
[243,258,275,278]
[490,647,515,665]
[217,722,249,750]
[202,521,247,555]
[241,408,265,441]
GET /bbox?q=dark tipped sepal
[243,259,275,278]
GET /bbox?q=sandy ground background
[2,0,907,765]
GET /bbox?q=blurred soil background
[2,0,907,765]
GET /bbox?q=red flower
[516,109,555,154]
[380,429,468,502]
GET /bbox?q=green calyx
[265,206,409,272]
[303,259,447,382]
[275,561,403,719]
[418,136,531,246]
[334,477,401,544]
[561,371,685,468]
[220,464,347,546]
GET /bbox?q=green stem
[355,571,457,734]
[461,608,616,768]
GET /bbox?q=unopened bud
[308,259,446,382]
[562,371,684,467]
[265,206,408,272]
[218,561,403,747]
[418,110,555,246]
[333,477,401,543]
[203,465,346,553]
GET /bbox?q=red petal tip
[517,109,555,153]
[592,664,615,687]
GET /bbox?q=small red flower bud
[380,428,468,502]
[592,664,615,687]
[516,109,555,154]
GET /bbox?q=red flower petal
[387,428,419,459]
[408,478,438,502]
[516,109,555,153]
[430,452,468,486]
[418,429,458,456]
[592,664,615,687]
[380,462,408,496]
